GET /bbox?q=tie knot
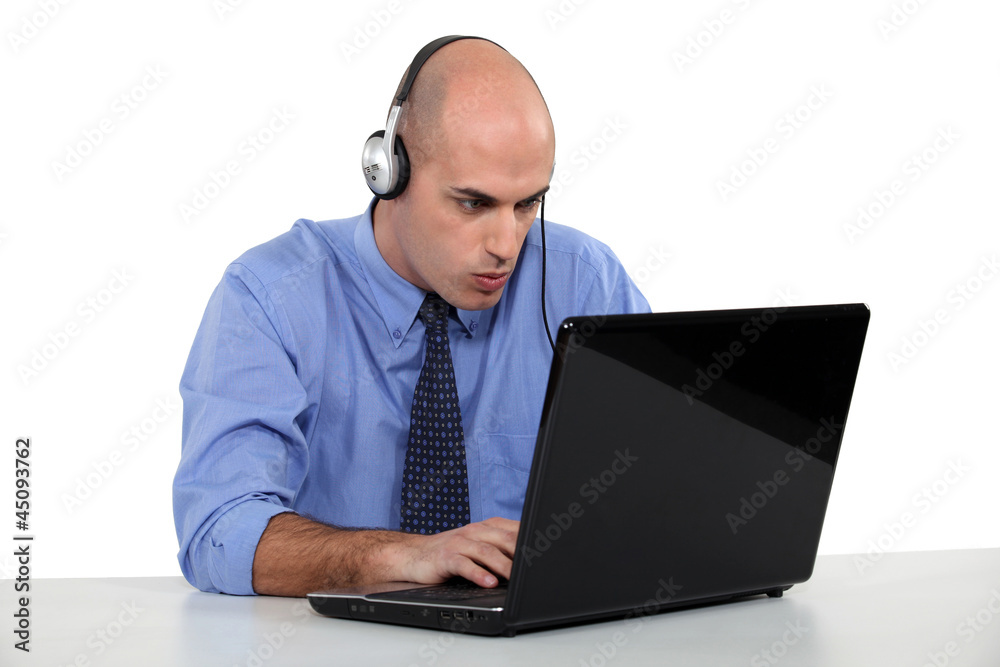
[418,293,449,333]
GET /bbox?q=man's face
[379,110,555,311]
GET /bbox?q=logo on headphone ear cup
[362,130,410,200]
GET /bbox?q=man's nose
[484,208,519,262]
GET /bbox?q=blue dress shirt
[173,200,650,594]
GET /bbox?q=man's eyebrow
[449,187,498,204]
[528,185,551,200]
[448,185,551,203]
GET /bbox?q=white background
[1,0,997,581]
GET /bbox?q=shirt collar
[354,198,488,348]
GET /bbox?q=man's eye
[519,198,541,209]
[459,200,483,211]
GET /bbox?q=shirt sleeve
[581,243,652,316]
[173,263,307,595]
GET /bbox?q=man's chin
[450,286,505,312]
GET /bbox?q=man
[173,36,649,597]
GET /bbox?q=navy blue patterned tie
[400,293,471,534]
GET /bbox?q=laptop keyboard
[384,580,508,602]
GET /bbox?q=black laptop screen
[508,304,869,628]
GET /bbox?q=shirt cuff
[203,497,295,595]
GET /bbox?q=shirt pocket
[476,433,537,521]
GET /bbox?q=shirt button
[392,329,402,339]
[469,321,478,332]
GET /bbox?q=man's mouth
[472,272,509,292]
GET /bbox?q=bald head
[391,38,554,170]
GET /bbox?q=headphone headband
[396,36,465,104]
[395,35,503,104]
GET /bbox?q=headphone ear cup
[383,135,410,200]
[362,130,394,198]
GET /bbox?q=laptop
[308,303,870,636]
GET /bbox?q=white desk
[4,549,998,666]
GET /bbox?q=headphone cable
[540,196,555,352]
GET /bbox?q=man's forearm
[250,512,520,597]
[251,512,405,596]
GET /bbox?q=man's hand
[389,517,520,588]
[251,513,519,597]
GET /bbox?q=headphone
[362,36,557,351]
[361,35,502,200]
